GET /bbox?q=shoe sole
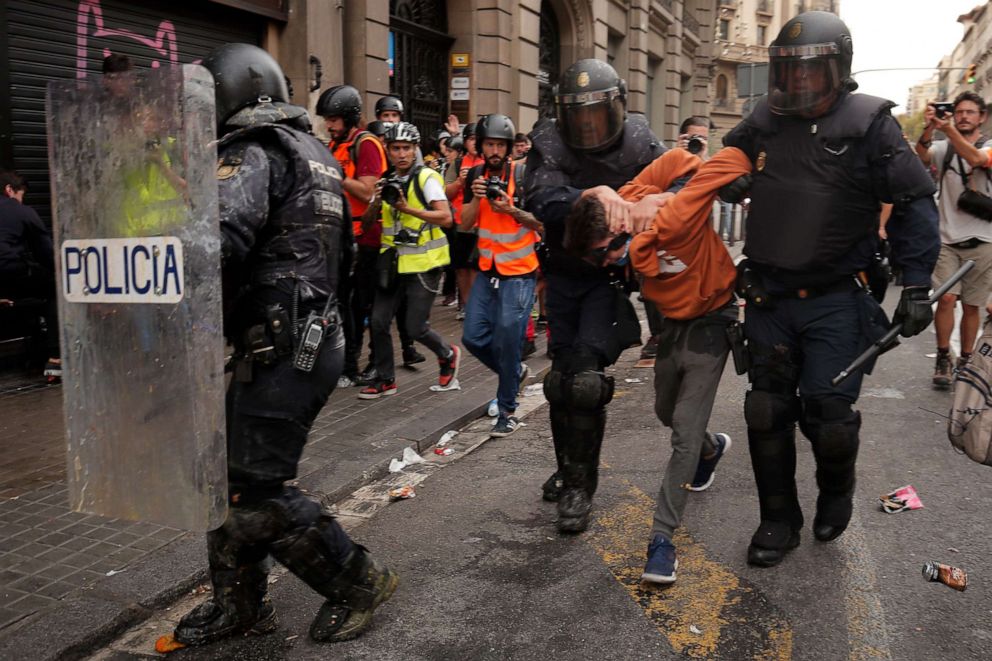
[357,388,398,400]
[747,533,801,568]
[176,606,277,647]
[641,559,678,584]
[687,434,732,492]
[490,426,517,438]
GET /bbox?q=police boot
[310,546,399,643]
[555,409,607,534]
[174,563,276,646]
[746,428,804,568]
[802,400,861,543]
[542,405,569,502]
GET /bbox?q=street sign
[451,77,470,89]
[451,89,470,101]
[451,53,470,67]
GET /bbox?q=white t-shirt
[396,169,447,205]
[929,139,992,244]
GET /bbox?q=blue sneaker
[641,535,677,584]
[689,432,732,492]
[491,414,520,437]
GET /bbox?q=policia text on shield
[832,260,976,386]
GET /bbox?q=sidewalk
[0,300,552,660]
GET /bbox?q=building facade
[1,0,717,221]
[937,3,991,106]
[906,75,939,116]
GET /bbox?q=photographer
[460,114,543,436]
[444,121,485,318]
[916,92,992,386]
[359,122,459,399]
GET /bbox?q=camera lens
[485,176,504,201]
[381,181,402,205]
[686,136,704,155]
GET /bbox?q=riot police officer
[722,12,939,567]
[525,59,667,533]
[173,43,397,646]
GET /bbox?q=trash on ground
[388,485,416,500]
[624,378,643,383]
[634,358,655,368]
[437,430,458,447]
[388,458,406,472]
[154,634,187,653]
[434,447,454,456]
[523,383,545,397]
[429,378,461,392]
[402,447,425,465]
[922,561,967,591]
[463,537,483,543]
[487,399,499,417]
[948,547,960,553]
[689,625,702,635]
[879,485,923,513]
[105,568,124,576]
[285,635,299,641]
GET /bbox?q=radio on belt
[294,312,328,372]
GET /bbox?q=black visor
[556,88,625,152]
[767,43,843,116]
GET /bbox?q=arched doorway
[538,1,561,119]
[389,0,453,138]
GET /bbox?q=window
[757,25,767,45]
[716,74,728,105]
[718,19,730,41]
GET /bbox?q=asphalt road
[91,320,992,661]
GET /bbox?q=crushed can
[922,561,967,592]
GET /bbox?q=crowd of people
[3,6,991,650]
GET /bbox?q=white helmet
[385,121,421,145]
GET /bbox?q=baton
[831,259,976,387]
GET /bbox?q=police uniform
[175,43,396,647]
[722,13,940,567]
[525,59,665,532]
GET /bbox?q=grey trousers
[651,310,732,540]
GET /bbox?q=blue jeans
[462,273,536,415]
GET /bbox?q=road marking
[585,482,793,660]
[839,517,893,661]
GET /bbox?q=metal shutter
[3,0,263,223]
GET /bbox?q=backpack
[947,317,992,466]
[939,135,988,199]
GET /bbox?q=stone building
[1,0,717,219]
[937,2,991,106]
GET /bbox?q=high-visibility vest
[381,166,450,274]
[332,128,386,236]
[121,137,185,236]
[475,161,539,276]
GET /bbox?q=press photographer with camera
[359,122,460,399]
[460,113,543,436]
[916,91,992,386]
[676,116,711,159]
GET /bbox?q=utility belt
[949,237,988,250]
[234,298,340,381]
[737,264,869,308]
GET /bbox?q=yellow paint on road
[585,482,793,660]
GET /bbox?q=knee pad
[569,370,615,411]
[744,390,799,432]
[543,369,567,406]
[802,397,860,461]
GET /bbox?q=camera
[484,175,506,202]
[686,135,705,155]
[394,227,419,246]
[932,101,955,119]
[380,178,404,206]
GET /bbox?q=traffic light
[967,63,977,84]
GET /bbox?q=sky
[840,0,983,113]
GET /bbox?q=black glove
[893,286,933,337]
[718,174,752,204]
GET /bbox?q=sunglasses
[587,233,631,262]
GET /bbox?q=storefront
[1,0,279,220]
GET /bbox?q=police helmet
[202,43,291,131]
[554,59,627,152]
[374,95,405,119]
[768,11,855,117]
[367,120,393,138]
[385,121,421,145]
[474,114,516,154]
[316,85,363,127]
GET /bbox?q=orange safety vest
[475,160,539,276]
[331,128,386,236]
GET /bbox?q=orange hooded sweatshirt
[618,147,750,320]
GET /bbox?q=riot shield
[46,65,227,531]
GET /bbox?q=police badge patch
[788,22,802,40]
[216,155,242,180]
[577,71,590,88]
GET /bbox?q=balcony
[757,0,775,16]
[683,9,701,38]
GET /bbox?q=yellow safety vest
[121,137,186,237]
[381,167,450,274]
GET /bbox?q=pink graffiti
[75,0,179,78]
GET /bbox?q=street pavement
[0,300,550,660]
[89,296,992,661]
